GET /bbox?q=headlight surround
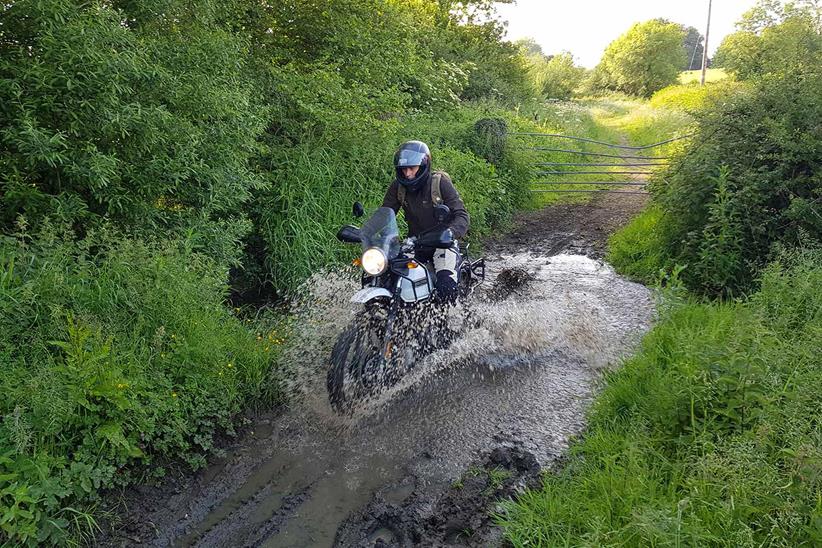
[361,247,388,276]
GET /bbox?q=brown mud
[98,190,650,548]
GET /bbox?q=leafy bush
[500,250,822,547]
[681,25,706,71]
[654,71,821,296]
[523,51,585,100]
[1,0,536,288]
[442,18,533,104]
[0,0,266,265]
[0,226,277,544]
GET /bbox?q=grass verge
[607,205,667,283]
[679,68,729,84]
[498,249,822,547]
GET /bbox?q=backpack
[397,171,444,209]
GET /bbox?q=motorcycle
[327,202,485,412]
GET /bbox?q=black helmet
[394,140,431,192]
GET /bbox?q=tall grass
[586,94,693,154]
[498,250,822,547]
[650,80,743,113]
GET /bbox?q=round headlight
[361,248,387,275]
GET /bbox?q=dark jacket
[381,171,470,239]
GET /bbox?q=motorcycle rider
[382,140,470,302]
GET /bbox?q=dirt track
[99,190,650,548]
[492,187,649,257]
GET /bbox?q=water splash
[274,253,651,423]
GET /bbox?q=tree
[439,19,532,103]
[682,26,705,70]
[713,0,821,78]
[737,0,787,33]
[651,19,705,71]
[712,31,764,78]
[525,51,585,100]
[515,37,545,57]
[595,20,687,97]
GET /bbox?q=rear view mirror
[337,225,362,243]
[352,202,365,218]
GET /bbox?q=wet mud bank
[334,442,542,547]
[100,191,651,547]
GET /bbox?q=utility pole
[701,0,713,85]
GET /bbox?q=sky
[494,0,760,68]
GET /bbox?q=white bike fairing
[351,287,392,303]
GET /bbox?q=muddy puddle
[121,253,654,547]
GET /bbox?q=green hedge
[654,71,821,296]
[0,227,278,545]
[607,71,821,297]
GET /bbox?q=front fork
[380,280,403,360]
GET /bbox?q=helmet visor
[395,149,427,168]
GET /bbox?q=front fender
[351,287,392,304]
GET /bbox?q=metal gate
[507,132,690,195]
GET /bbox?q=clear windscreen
[360,207,400,258]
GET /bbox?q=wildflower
[116,383,127,389]
[218,371,223,376]
[264,346,270,352]
[227,363,233,368]
[172,392,178,398]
